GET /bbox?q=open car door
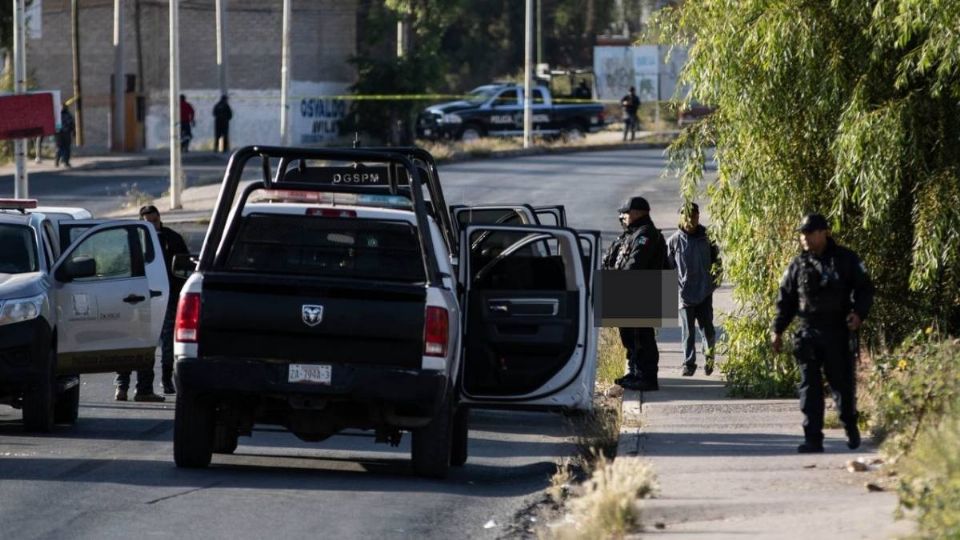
[458,224,597,411]
[51,221,170,374]
[533,205,567,227]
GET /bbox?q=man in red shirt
[179,94,196,152]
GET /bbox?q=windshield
[466,86,500,104]
[0,224,39,274]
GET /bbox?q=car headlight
[441,113,463,124]
[0,294,45,326]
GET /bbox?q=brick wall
[27,0,358,151]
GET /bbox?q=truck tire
[23,346,55,433]
[459,125,483,142]
[213,424,239,454]
[561,122,585,141]
[54,379,80,425]
[450,406,469,467]
[411,395,453,479]
[174,391,214,468]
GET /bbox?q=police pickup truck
[416,83,605,141]
[172,146,600,478]
[0,199,168,431]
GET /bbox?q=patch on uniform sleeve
[859,260,867,274]
[637,236,648,245]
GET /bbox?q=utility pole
[279,0,291,146]
[13,0,28,198]
[536,0,542,66]
[169,0,182,209]
[215,0,227,97]
[523,0,533,148]
[112,0,126,151]
[71,0,84,146]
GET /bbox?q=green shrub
[866,331,960,457]
[896,396,960,538]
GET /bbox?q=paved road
[0,148,694,539]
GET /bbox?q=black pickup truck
[416,83,606,141]
[172,146,601,478]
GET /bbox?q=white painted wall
[145,81,350,149]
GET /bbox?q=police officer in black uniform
[772,213,874,453]
[603,196,668,391]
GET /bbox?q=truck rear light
[175,293,201,343]
[306,208,357,218]
[423,306,448,357]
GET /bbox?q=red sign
[0,93,56,140]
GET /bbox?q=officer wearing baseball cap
[771,213,874,453]
[601,195,668,391]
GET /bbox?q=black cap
[139,205,160,217]
[619,196,650,213]
[797,213,829,233]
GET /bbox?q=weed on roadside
[123,183,153,208]
[596,327,626,387]
[544,456,658,540]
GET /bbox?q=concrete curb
[434,139,673,166]
[617,389,643,459]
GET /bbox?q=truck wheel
[450,406,469,467]
[411,396,453,479]
[460,126,482,142]
[561,123,585,141]
[174,391,214,468]
[213,424,239,454]
[23,346,55,433]
[54,378,80,425]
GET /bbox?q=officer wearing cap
[602,196,668,391]
[772,213,874,453]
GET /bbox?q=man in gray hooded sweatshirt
[667,203,721,376]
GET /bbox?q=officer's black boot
[846,425,861,450]
[797,441,824,453]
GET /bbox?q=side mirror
[58,256,97,281]
[172,253,198,280]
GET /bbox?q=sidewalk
[0,150,229,178]
[617,324,915,538]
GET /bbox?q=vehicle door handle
[149,290,163,298]
[122,294,147,304]
[489,303,510,313]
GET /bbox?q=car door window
[0,224,39,274]
[493,89,518,107]
[532,90,546,105]
[69,228,141,280]
[469,231,568,291]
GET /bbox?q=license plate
[288,364,332,385]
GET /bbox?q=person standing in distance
[621,87,641,142]
[213,95,233,153]
[603,196,668,391]
[115,206,190,400]
[772,213,874,453]
[179,94,196,152]
[667,203,720,376]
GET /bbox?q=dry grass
[544,456,658,539]
[597,327,627,387]
[570,402,622,466]
[123,183,153,208]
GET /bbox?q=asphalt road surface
[0,148,697,539]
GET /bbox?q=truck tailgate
[198,274,427,369]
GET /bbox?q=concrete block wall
[27,0,358,152]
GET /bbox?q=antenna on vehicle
[353,132,361,148]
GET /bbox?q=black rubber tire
[213,424,239,454]
[23,346,55,433]
[450,406,469,467]
[174,391,214,468]
[411,396,453,479]
[459,125,483,142]
[54,380,80,425]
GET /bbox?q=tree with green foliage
[651,0,960,396]
[346,0,619,142]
